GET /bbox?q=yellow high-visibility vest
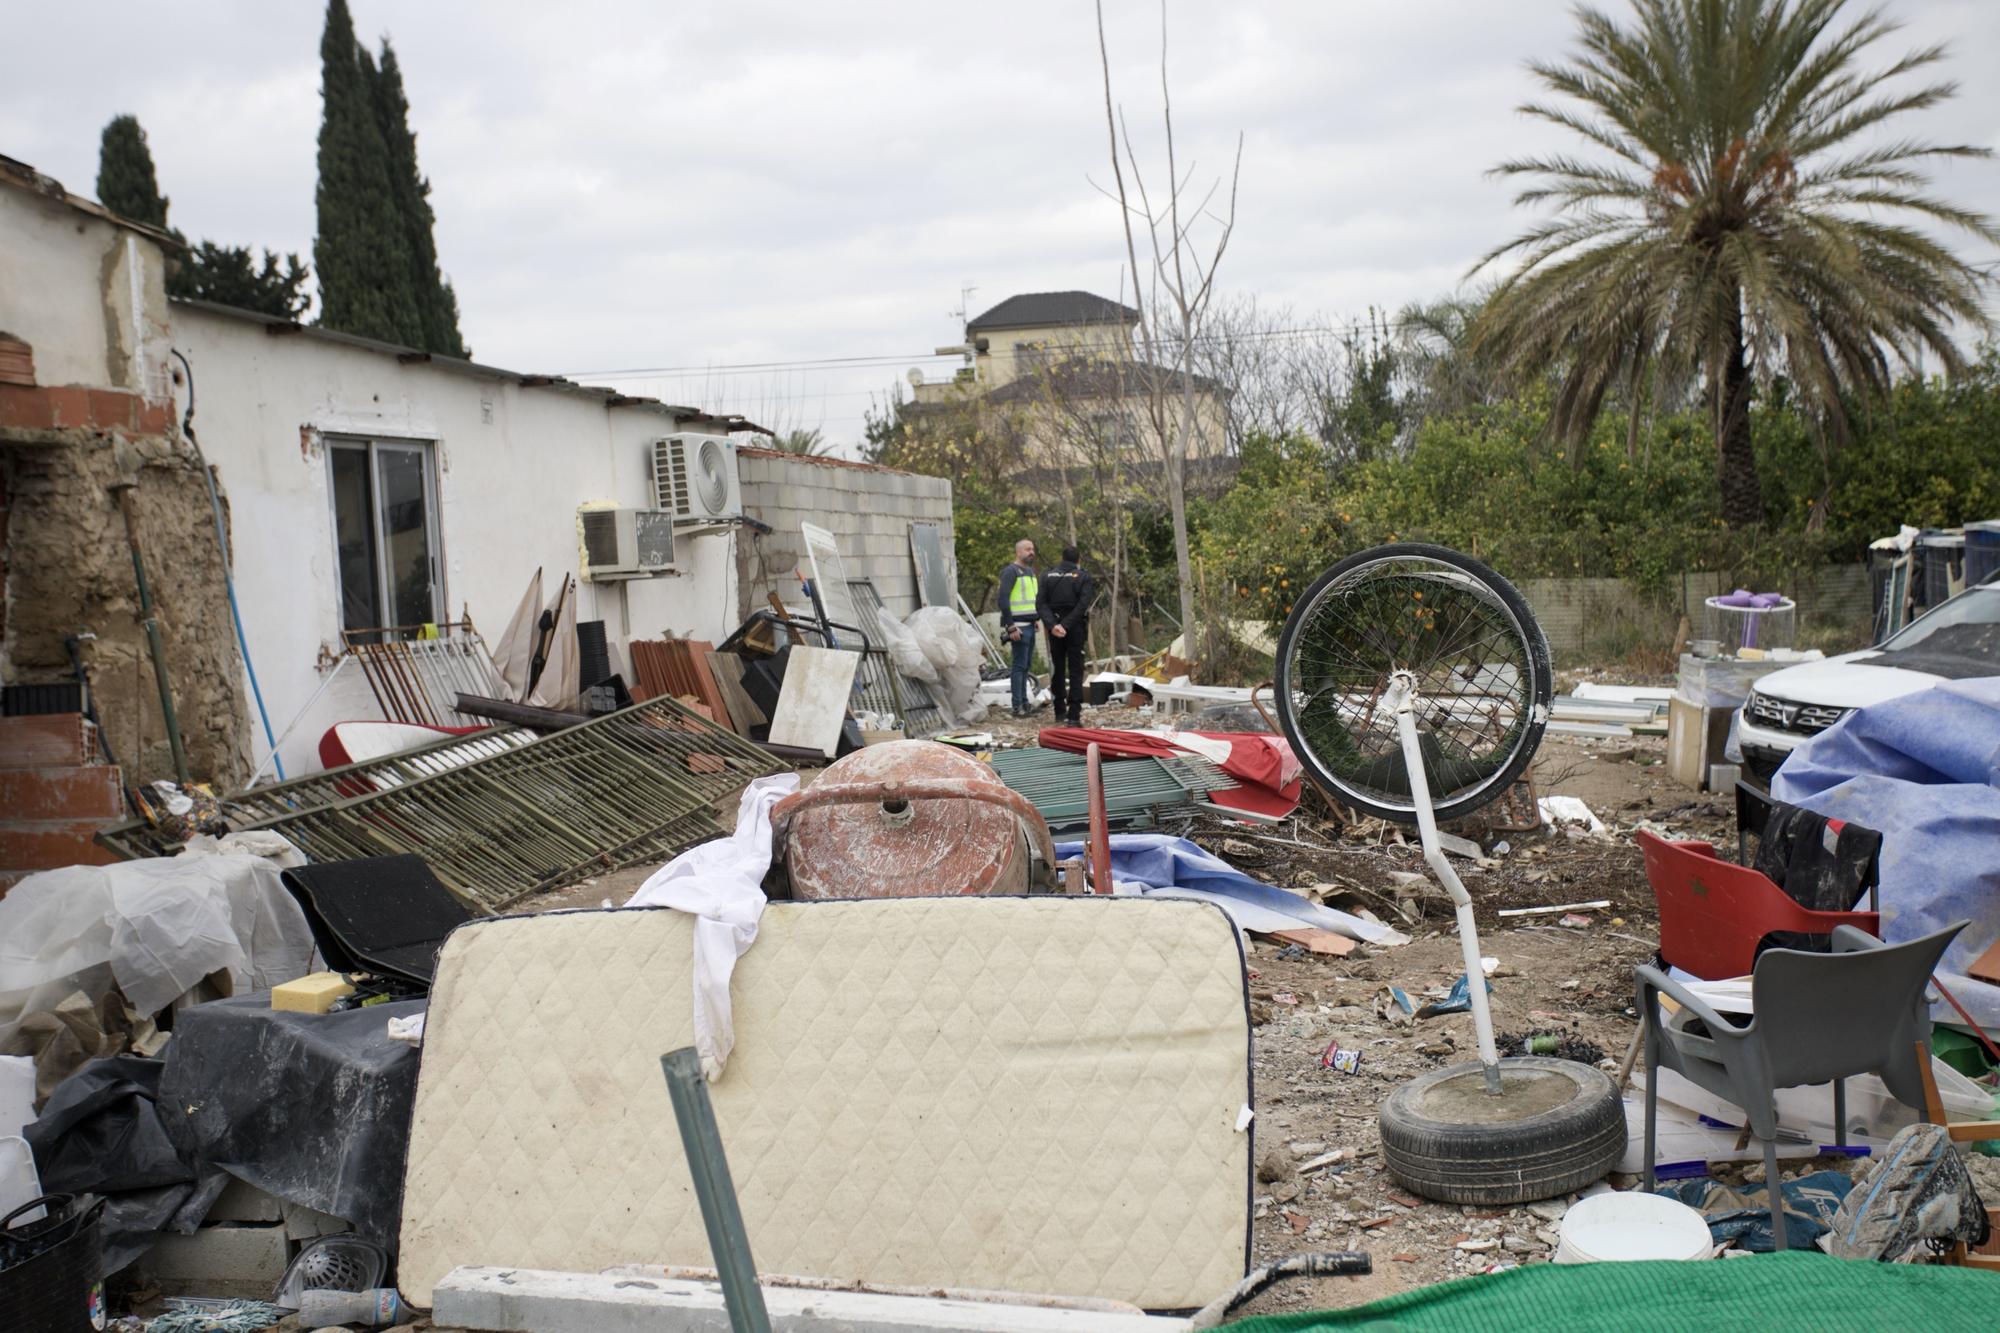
[1008,570,1040,616]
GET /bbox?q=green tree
[315,0,420,346]
[175,244,313,320]
[1472,0,1996,529]
[96,115,169,228]
[371,40,467,357]
[772,427,830,456]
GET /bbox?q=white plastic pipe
[1390,675,1502,1093]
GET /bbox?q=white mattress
[398,897,1252,1310]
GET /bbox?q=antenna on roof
[947,282,977,328]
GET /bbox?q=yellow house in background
[910,290,1230,489]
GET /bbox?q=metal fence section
[846,580,947,737]
[987,747,1234,832]
[342,620,506,727]
[246,696,782,911]
[95,726,538,859]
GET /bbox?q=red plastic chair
[1634,829,1881,980]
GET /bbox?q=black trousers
[1047,626,1087,721]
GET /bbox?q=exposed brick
[136,398,173,434]
[45,385,92,429]
[0,336,33,387]
[0,713,94,768]
[0,765,124,819]
[0,821,121,871]
[0,385,55,431]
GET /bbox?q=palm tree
[772,427,830,457]
[1472,0,1996,528]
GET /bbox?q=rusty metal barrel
[773,740,1055,899]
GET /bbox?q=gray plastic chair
[1636,920,1967,1250]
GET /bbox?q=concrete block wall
[736,450,954,624]
[1517,562,1874,661]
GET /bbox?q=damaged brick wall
[1,429,249,788]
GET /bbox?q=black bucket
[0,1194,107,1333]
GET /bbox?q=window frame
[325,434,446,640]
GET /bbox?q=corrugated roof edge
[170,296,771,435]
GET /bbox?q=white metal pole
[1390,674,1502,1093]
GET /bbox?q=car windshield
[1879,585,2000,652]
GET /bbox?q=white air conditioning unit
[578,507,677,580]
[652,433,742,526]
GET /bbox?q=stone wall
[735,448,955,622]
[2,432,250,787]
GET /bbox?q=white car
[1738,582,2000,782]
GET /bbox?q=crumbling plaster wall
[0,181,249,786]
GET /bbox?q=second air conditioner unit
[578,507,677,580]
[652,433,742,526]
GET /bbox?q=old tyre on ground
[1378,1056,1623,1205]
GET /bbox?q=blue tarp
[1051,832,1408,945]
[1772,676,2000,1027]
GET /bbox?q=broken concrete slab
[431,1267,1191,1332]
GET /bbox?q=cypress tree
[96,115,170,228]
[371,42,467,357]
[314,0,420,345]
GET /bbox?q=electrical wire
[171,348,284,781]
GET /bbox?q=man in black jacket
[1038,546,1095,725]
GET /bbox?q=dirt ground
[506,691,1770,1318]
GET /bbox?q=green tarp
[1232,1251,2000,1333]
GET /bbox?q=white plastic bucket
[1555,1190,1713,1263]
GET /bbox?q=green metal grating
[94,726,538,860]
[102,698,781,911]
[986,746,1235,832]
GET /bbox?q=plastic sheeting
[1051,832,1409,946]
[897,605,991,723]
[1772,676,2000,1027]
[0,848,316,1049]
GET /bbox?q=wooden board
[705,649,766,733]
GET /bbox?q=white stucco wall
[172,302,744,778]
[0,182,172,397]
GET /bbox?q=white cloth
[626,772,800,1081]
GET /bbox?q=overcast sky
[8,1,2000,449]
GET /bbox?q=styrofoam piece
[0,1135,43,1222]
[1554,1191,1712,1263]
[1571,683,1674,704]
[433,1266,1191,1332]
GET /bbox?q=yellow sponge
[272,971,354,1014]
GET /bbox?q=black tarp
[158,996,424,1249]
[280,855,471,985]
[24,1056,226,1276]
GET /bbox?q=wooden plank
[1968,934,2000,987]
[705,650,765,734]
[1257,927,1355,957]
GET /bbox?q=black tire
[1274,542,1553,824]
[1378,1057,1623,1205]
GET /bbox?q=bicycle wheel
[1274,543,1551,823]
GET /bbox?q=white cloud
[7,0,1998,445]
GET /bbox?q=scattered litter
[148,1301,292,1333]
[1499,1030,1604,1064]
[386,1013,425,1046]
[1297,1150,1347,1174]
[1558,913,1596,929]
[1498,900,1613,918]
[1318,1041,1362,1074]
[1537,795,1609,834]
[1416,974,1494,1018]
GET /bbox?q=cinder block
[140,1222,290,1295]
[206,1177,284,1223]
[282,1197,351,1240]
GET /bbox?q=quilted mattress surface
[398,896,1253,1309]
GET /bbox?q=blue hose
[171,349,284,781]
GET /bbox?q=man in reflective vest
[997,538,1040,716]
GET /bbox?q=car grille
[1745,692,1848,736]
